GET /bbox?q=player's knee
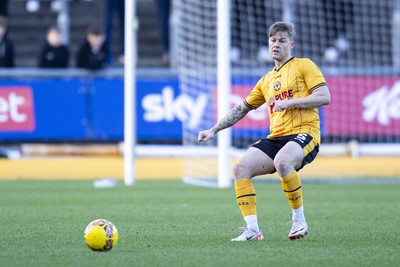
[274,158,292,176]
[233,162,248,179]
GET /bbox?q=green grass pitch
[0,180,399,267]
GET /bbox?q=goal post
[124,0,137,186]
[217,0,232,188]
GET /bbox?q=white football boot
[288,219,308,240]
[231,227,264,241]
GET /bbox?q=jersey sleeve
[300,58,326,92]
[244,75,267,109]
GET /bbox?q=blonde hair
[268,21,295,40]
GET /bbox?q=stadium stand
[7,0,166,67]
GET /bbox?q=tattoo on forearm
[214,104,248,132]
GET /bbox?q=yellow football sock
[235,179,256,217]
[280,171,303,210]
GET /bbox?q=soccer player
[198,21,330,241]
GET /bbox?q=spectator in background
[76,26,108,70]
[155,0,170,65]
[38,26,69,68]
[0,0,9,17]
[104,0,125,65]
[0,15,14,67]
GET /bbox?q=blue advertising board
[89,77,183,140]
[0,79,88,140]
[0,77,183,141]
[0,76,327,142]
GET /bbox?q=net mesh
[174,1,219,181]
[173,0,400,184]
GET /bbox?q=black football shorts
[252,133,319,171]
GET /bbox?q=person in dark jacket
[38,26,69,68]
[76,26,108,70]
[0,15,14,67]
[0,0,9,17]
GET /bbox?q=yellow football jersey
[244,57,326,143]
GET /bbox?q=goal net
[172,1,219,187]
[173,0,400,187]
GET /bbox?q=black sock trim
[237,194,256,199]
[283,186,302,193]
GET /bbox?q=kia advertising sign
[324,77,400,135]
[0,87,35,132]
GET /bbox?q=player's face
[268,31,294,62]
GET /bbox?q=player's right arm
[198,102,252,142]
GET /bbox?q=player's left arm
[274,85,330,111]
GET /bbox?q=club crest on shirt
[274,81,281,91]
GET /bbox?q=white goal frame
[216,0,232,188]
[124,0,137,186]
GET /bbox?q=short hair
[86,26,103,36]
[47,25,60,34]
[268,21,295,40]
